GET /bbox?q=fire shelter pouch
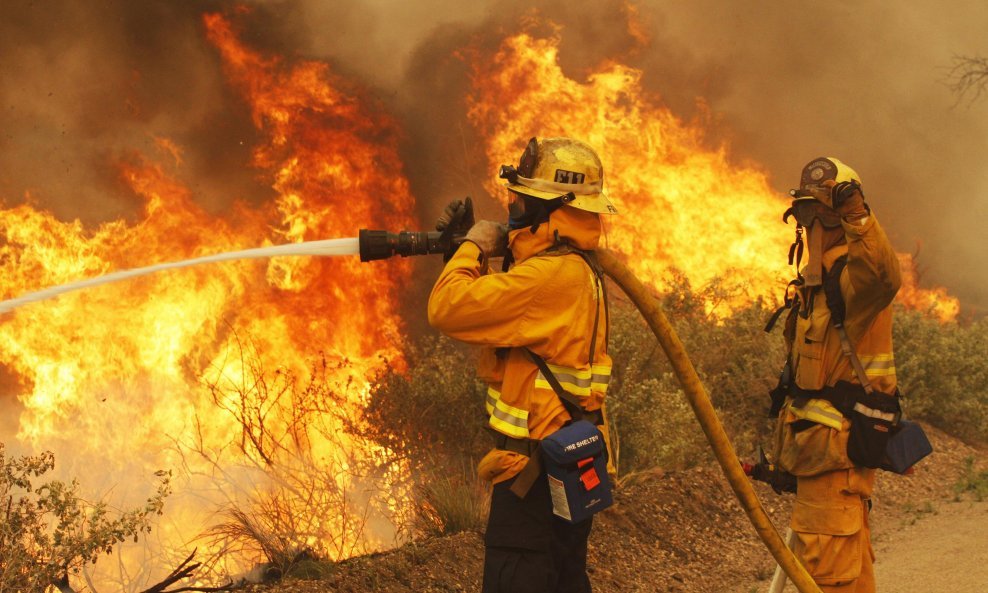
[540,420,612,524]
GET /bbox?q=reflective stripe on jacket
[428,206,611,484]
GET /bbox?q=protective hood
[508,205,602,263]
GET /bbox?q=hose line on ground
[595,249,821,593]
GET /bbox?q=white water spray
[0,237,361,314]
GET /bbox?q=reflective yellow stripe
[859,353,896,378]
[858,354,894,363]
[536,363,611,396]
[591,364,612,392]
[485,386,497,415]
[486,385,529,439]
[789,398,844,431]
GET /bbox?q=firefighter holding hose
[428,137,618,593]
[766,157,902,592]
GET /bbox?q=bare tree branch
[946,54,988,104]
[138,549,237,593]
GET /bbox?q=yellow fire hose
[596,249,821,593]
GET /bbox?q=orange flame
[896,253,960,322]
[465,30,959,321]
[0,10,417,578]
[0,10,963,586]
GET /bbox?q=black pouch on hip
[846,389,901,468]
[881,419,933,474]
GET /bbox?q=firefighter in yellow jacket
[770,157,902,592]
[429,137,617,593]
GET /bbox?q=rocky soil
[242,423,985,593]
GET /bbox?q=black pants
[482,472,593,593]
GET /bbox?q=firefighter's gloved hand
[464,220,508,257]
[825,180,868,220]
[436,197,475,235]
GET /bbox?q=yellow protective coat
[428,206,611,485]
[773,211,901,592]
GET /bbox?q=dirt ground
[246,423,985,593]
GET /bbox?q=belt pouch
[847,392,900,468]
[540,419,612,523]
[881,419,933,474]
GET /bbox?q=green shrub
[605,272,783,474]
[363,336,491,470]
[363,272,983,488]
[365,273,783,481]
[893,307,988,443]
[361,338,492,540]
[0,444,170,592]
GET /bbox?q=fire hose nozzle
[358,229,463,262]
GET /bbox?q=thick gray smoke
[2,0,986,310]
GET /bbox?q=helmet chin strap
[788,225,804,271]
[507,195,564,233]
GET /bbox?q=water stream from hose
[0,237,361,314]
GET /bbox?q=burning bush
[194,338,405,576]
[361,337,492,538]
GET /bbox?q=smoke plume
[3,0,983,308]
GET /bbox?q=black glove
[830,180,862,210]
[435,197,475,235]
[750,462,797,494]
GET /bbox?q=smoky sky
[1,0,986,312]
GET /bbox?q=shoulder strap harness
[501,241,611,498]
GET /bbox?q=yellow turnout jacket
[428,206,612,484]
[774,212,902,476]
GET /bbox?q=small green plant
[953,456,988,501]
[0,443,170,592]
[606,273,784,474]
[901,500,938,526]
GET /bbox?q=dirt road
[873,500,988,593]
[765,499,988,593]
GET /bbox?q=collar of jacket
[507,206,602,263]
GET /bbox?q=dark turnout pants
[483,472,594,593]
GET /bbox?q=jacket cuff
[841,209,875,239]
[455,240,488,269]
